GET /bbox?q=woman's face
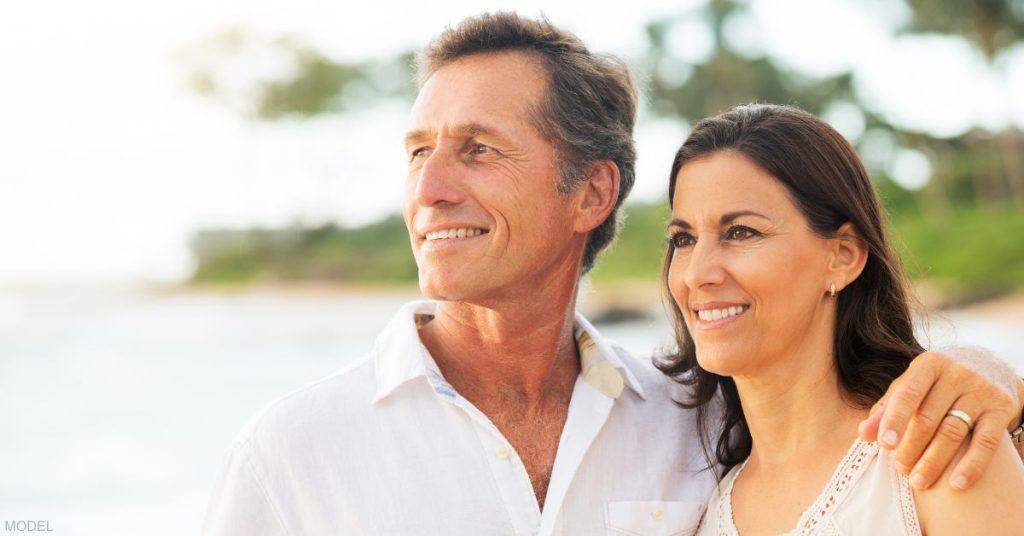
[667,151,835,378]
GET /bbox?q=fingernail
[881,430,899,448]
[910,473,926,488]
[951,475,968,489]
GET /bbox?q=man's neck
[418,280,585,508]
[420,289,581,407]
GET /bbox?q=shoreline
[953,292,1024,325]
[5,279,1018,326]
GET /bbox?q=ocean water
[0,288,1019,535]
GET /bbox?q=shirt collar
[372,300,646,403]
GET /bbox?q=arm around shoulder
[202,444,291,536]
[913,434,1024,536]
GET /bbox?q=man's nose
[683,237,726,291]
[412,149,467,207]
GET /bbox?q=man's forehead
[408,52,546,120]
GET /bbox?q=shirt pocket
[605,500,705,536]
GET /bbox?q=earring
[829,281,837,298]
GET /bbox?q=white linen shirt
[203,301,716,536]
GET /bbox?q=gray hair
[416,12,638,273]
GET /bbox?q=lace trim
[889,454,923,536]
[714,439,879,536]
[715,460,744,536]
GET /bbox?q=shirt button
[651,508,664,521]
[495,445,510,459]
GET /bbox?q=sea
[0,287,1019,535]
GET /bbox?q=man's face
[403,51,584,303]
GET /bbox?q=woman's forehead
[672,152,795,219]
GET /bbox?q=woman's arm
[913,432,1024,536]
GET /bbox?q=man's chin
[418,275,471,302]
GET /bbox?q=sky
[1,0,1022,284]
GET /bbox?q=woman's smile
[691,302,750,330]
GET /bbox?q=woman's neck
[734,353,868,470]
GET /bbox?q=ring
[945,409,975,430]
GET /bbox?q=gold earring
[829,281,837,297]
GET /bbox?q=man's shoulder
[230,352,378,452]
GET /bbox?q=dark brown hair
[657,104,924,472]
[416,12,638,273]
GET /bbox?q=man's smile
[422,227,489,241]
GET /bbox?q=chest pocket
[605,500,705,536]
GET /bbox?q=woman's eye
[725,225,759,241]
[670,232,696,249]
[410,147,429,160]
[472,144,493,155]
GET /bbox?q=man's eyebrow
[403,122,511,149]
[668,210,771,230]
[452,123,497,138]
[404,129,431,149]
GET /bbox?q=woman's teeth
[697,305,748,321]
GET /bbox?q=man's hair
[416,12,638,274]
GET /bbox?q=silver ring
[945,409,975,430]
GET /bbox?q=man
[203,13,1024,535]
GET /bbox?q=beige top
[696,440,921,536]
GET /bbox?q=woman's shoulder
[912,434,1024,536]
[825,445,922,535]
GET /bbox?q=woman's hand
[858,346,1024,490]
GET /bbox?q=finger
[878,358,938,450]
[893,375,962,474]
[906,410,973,489]
[858,398,886,442]
[948,413,1007,490]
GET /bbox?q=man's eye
[724,225,760,241]
[669,232,696,249]
[472,144,492,155]
[410,147,430,160]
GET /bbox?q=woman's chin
[694,351,744,377]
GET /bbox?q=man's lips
[421,226,489,241]
[417,223,493,241]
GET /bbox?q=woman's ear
[828,222,869,292]
[572,160,620,233]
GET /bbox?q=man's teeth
[697,305,748,322]
[425,228,486,240]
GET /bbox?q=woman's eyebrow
[668,218,690,230]
[669,210,770,230]
[721,210,771,224]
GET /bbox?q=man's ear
[572,160,620,234]
[828,222,869,292]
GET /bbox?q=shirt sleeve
[202,443,291,536]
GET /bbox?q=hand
[858,347,1024,490]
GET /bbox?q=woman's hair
[657,104,924,473]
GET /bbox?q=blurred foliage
[190,201,1024,296]
[183,28,416,117]
[257,51,365,118]
[192,216,417,283]
[187,0,1024,297]
[902,0,1024,58]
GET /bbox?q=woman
[659,104,1024,535]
